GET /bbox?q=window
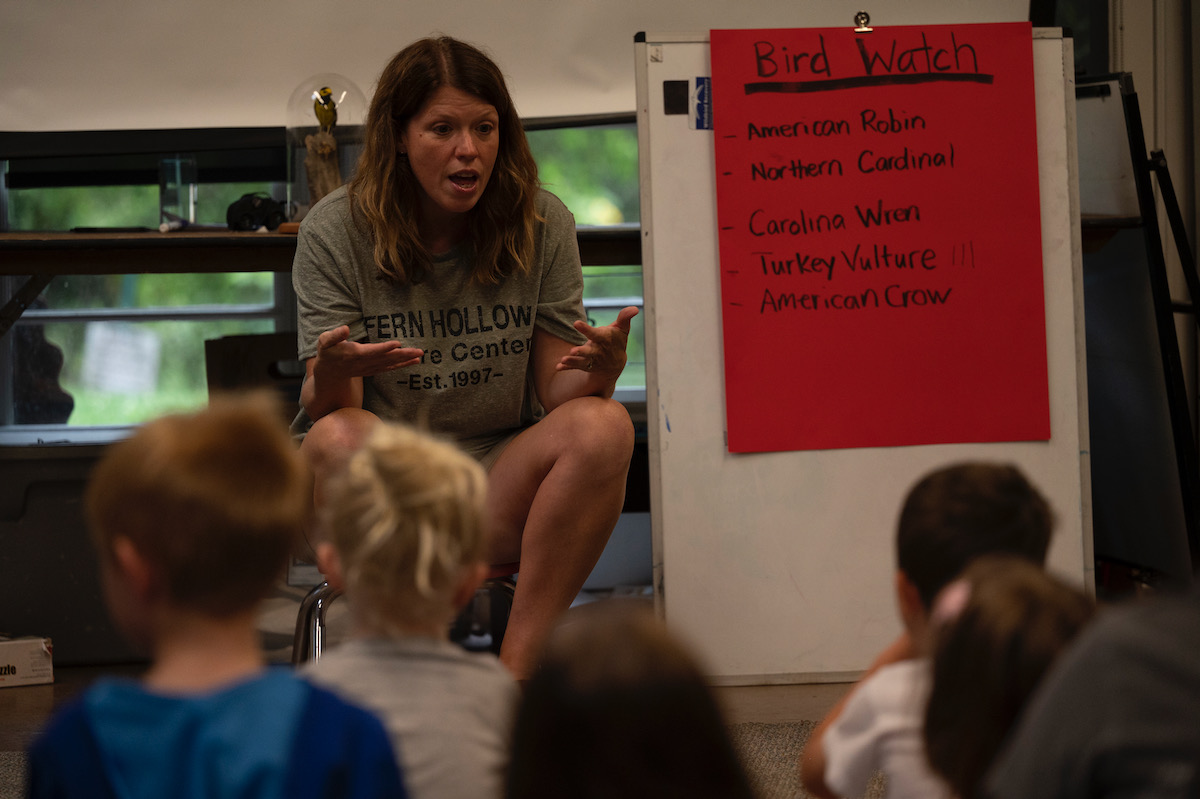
[526,117,644,404]
[1031,0,1108,78]
[1,129,292,435]
[1,118,645,437]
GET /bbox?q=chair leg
[297,571,516,662]
[450,574,517,656]
[483,574,516,655]
[292,581,342,665]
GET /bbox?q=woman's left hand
[556,306,639,378]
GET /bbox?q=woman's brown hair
[349,36,541,284]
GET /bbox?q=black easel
[1116,74,1200,573]
[1149,150,1200,323]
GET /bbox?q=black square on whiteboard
[663,80,689,115]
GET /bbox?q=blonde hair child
[305,421,518,799]
[317,421,490,635]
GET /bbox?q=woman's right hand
[312,325,424,379]
[302,325,423,420]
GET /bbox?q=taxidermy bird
[313,86,337,133]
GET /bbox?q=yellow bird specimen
[312,87,337,133]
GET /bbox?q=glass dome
[285,73,368,221]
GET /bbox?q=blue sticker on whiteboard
[692,76,712,130]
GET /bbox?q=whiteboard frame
[635,29,1090,684]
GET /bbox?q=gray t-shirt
[303,636,518,799]
[293,186,586,454]
[985,586,1200,799]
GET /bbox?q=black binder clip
[854,11,873,32]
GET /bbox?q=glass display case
[285,74,366,222]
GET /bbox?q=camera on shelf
[226,193,287,231]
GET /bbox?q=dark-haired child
[800,461,1055,799]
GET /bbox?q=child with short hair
[302,421,519,799]
[799,461,1055,799]
[923,554,1095,799]
[26,393,407,799]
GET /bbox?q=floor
[0,664,848,754]
[0,664,848,750]
[0,588,852,753]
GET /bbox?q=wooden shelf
[1080,214,1143,254]
[0,226,641,337]
[0,226,642,275]
[0,231,298,276]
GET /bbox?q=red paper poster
[710,22,1050,453]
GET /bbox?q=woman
[291,36,637,679]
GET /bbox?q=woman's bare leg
[297,408,379,549]
[486,396,635,678]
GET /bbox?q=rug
[0,753,24,799]
[730,720,886,799]
[1,721,884,799]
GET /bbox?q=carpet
[1,722,885,799]
[730,720,886,799]
[0,753,24,799]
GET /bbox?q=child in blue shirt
[27,393,407,799]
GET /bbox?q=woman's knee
[550,396,635,463]
[301,408,379,472]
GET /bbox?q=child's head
[85,392,308,623]
[506,605,757,799]
[923,555,1094,799]
[897,461,1054,611]
[319,421,489,634]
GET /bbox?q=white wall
[1,1,1027,131]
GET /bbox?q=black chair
[291,563,519,664]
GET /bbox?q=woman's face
[400,85,500,229]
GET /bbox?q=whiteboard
[635,30,1090,683]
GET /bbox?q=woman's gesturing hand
[555,306,639,378]
[313,325,424,379]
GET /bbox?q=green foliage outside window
[8,185,158,231]
[527,125,640,225]
[528,124,645,389]
[41,319,275,426]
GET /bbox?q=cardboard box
[0,637,54,688]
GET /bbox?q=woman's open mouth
[449,172,479,191]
